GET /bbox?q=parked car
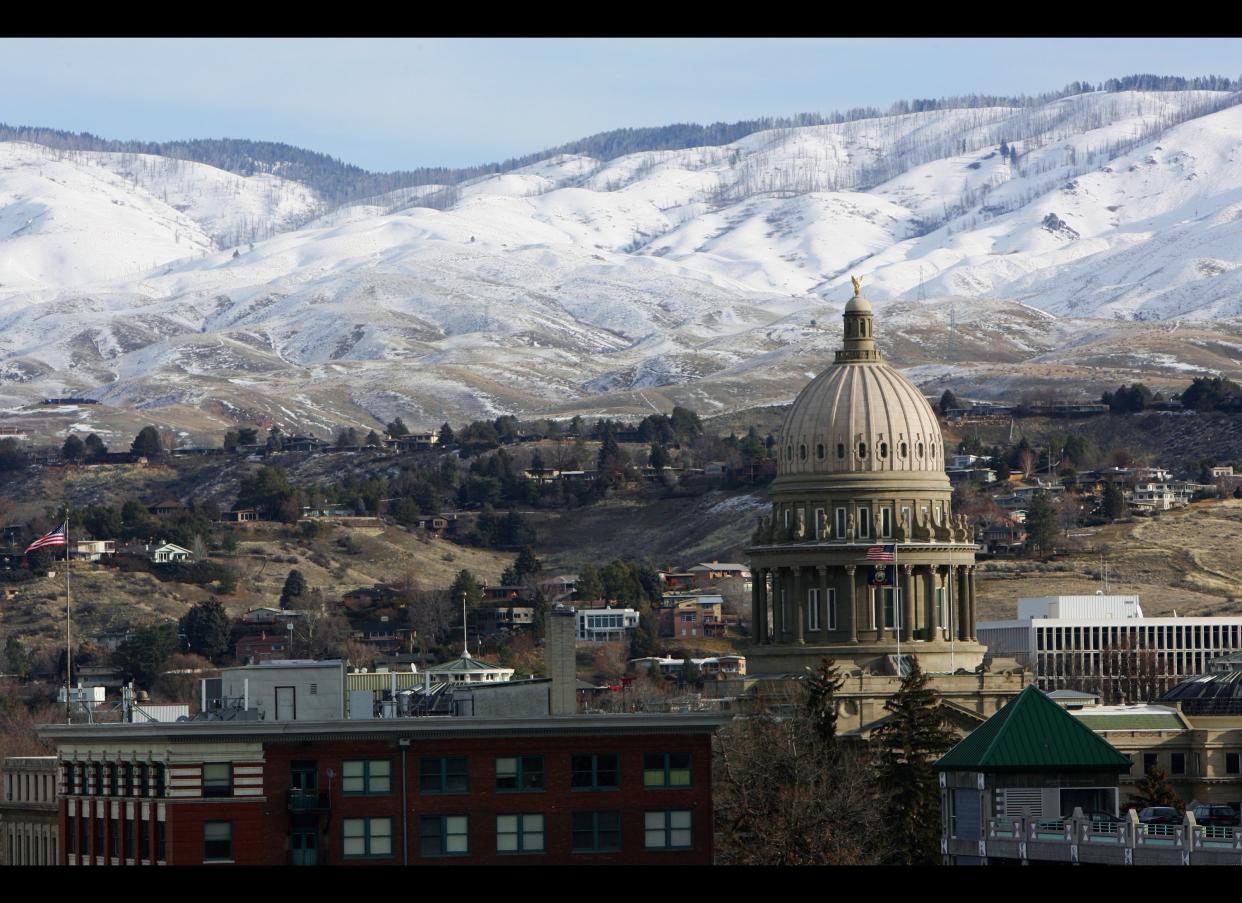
[1085,811,1125,825]
[1191,804,1239,827]
[1137,806,1182,825]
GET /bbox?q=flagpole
[894,537,901,675]
[65,511,72,723]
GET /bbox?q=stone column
[845,565,858,644]
[772,568,784,643]
[957,565,970,641]
[924,566,937,640]
[901,565,915,642]
[819,566,830,637]
[751,569,762,644]
[794,566,806,645]
[967,566,977,641]
[874,579,886,642]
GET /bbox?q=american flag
[865,544,896,562]
[25,523,67,554]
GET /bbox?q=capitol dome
[777,288,944,479]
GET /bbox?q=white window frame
[784,508,791,528]
[834,507,847,538]
[858,506,871,540]
[827,588,837,631]
[807,588,820,631]
[881,506,893,538]
[883,588,901,629]
[936,587,947,633]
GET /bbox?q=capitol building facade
[746,284,1027,733]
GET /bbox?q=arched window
[786,446,793,461]
[900,442,908,458]
[858,442,867,459]
[799,444,807,461]
[917,442,925,458]
[879,442,888,459]
[836,443,845,459]
[816,443,825,460]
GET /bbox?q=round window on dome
[858,442,867,459]
[917,442,925,458]
[816,444,825,460]
[900,442,908,458]
[836,443,845,459]
[799,444,807,461]
[879,442,888,459]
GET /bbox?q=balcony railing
[952,809,1242,866]
[287,789,330,812]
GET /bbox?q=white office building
[978,595,1242,702]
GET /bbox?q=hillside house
[150,543,193,564]
[1129,483,1191,512]
[235,632,292,664]
[660,598,726,639]
[576,607,640,642]
[71,540,115,561]
[472,603,535,636]
[219,508,259,523]
[146,499,186,518]
[350,618,415,655]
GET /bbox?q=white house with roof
[150,542,193,563]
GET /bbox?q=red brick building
[40,714,725,866]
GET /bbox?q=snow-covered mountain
[2,88,1242,436]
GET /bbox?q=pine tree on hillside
[280,569,307,610]
[872,659,958,865]
[1103,481,1126,521]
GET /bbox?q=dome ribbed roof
[1158,663,1242,716]
[777,291,944,477]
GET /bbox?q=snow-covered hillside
[2,88,1242,432]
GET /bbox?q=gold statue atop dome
[850,274,863,296]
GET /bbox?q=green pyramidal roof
[936,685,1132,773]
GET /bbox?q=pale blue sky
[1,38,1240,171]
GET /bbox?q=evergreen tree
[112,623,179,689]
[1126,764,1183,812]
[280,569,307,609]
[648,442,670,470]
[514,546,542,581]
[628,609,659,659]
[131,426,163,457]
[1025,493,1059,558]
[4,635,31,681]
[84,433,107,460]
[179,598,231,662]
[938,390,960,416]
[62,434,86,463]
[596,433,624,489]
[364,430,382,447]
[449,569,483,610]
[804,658,845,745]
[438,422,455,446]
[1103,481,1126,520]
[386,417,409,438]
[872,659,958,865]
[681,655,701,685]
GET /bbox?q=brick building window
[571,754,619,790]
[154,764,166,797]
[420,757,469,794]
[496,813,545,853]
[123,762,134,796]
[202,763,233,798]
[127,818,137,861]
[643,752,692,788]
[139,818,150,861]
[93,816,104,856]
[420,815,469,856]
[644,810,693,849]
[571,811,621,852]
[157,821,166,861]
[66,816,76,855]
[496,756,544,791]
[110,817,120,858]
[203,822,233,862]
[343,817,393,858]
[343,759,392,795]
[108,763,119,796]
